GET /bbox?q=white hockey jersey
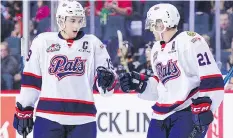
[138,31,224,120]
[17,31,116,125]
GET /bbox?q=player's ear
[58,20,65,30]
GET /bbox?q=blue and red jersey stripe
[152,74,224,115]
[36,97,97,116]
[199,74,224,92]
[152,87,199,115]
[21,72,42,91]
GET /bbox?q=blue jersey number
[197,52,211,66]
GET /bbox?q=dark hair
[220,10,229,17]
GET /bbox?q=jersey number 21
[197,52,211,66]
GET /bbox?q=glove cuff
[15,107,33,119]
[191,103,211,114]
[15,102,34,119]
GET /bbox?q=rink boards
[1,90,232,138]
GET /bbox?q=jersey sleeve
[138,44,159,101]
[93,35,116,96]
[16,36,42,108]
[183,35,224,112]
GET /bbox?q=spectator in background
[104,0,132,16]
[135,42,154,76]
[34,1,51,34]
[1,42,21,90]
[11,21,22,38]
[1,13,14,42]
[227,41,233,70]
[219,11,233,50]
[85,1,132,16]
[34,0,50,22]
[131,1,145,17]
[207,11,233,52]
[223,1,233,14]
[195,1,212,15]
[29,20,37,40]
[12,1,22,21]
[2,1,22,21]
[1,3,15,41]
[210,1,233,14]
[84,1,104,16]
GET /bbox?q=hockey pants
[147,107,209,138]
[33,116,97,138]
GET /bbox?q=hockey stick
[117,30,123,49]
[188,66,233,138]
[117,30,129,72]
[21,38,28,138]
[224,66,233,84]
[20,38,26,71]
[23,131,27,138]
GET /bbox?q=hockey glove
[13,102,34,136]
[119,71,149,93]
[191,97,213,132]
[96,66,116,91]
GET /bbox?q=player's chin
[71,31,78,37]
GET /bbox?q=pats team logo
[155,59,181,84]
[48,55,86,80]
[47,44,61,52]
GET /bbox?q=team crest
[186,31,196,37]
[155,59,181,84]
[48,55,86,80]
[47,44,61,52]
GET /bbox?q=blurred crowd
[1,0,233,90]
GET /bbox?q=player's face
[220,14,229,30]
[64,16,84,39]
[146,19,165,41]
[154,19,165,32]
[1,44,8,59]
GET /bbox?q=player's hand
[96,66,115,91]
[13,102,34,136]
[119,71,149,93]
[191,97,213,132]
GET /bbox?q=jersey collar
[167,31,180,43]
[58,31,85,40]
[160,31,179,50]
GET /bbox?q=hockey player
[119,3,224,138]
[13,1,116,138]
